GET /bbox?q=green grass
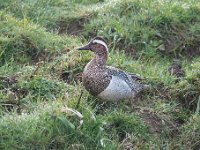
[0,0,200,149]
[0,11,80,64]
[84,0,200,59]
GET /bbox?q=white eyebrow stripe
[93,39,108,52]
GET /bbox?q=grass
[0,0,200,149]
[84,0,200,59]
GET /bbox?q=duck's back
[106,66,145,92]
[97,66,145,101]
[97,74,133,101]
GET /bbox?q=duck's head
[77,36,108,55]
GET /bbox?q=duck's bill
[76,44,90,50]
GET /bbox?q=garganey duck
[77,36,147,101]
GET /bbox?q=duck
[77,36,147,101]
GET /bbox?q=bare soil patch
[136,107,181,136]
[157,29,200,59]
[58,15,91,35]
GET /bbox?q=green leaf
[58,116,75,130]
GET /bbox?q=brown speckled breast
[82,66,111,96]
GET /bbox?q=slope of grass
[0,11,80,64]
[0,0,200,149]
[84,0,200,59]
[0,0,104,33]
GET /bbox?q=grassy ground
[0,0,200,149]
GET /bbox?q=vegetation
[0,0,200,149]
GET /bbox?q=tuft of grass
[169,59,200,111]
[171,114,200,149]
[0,100,118,149]
[102,111,150,141]
[21,76,67,101]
